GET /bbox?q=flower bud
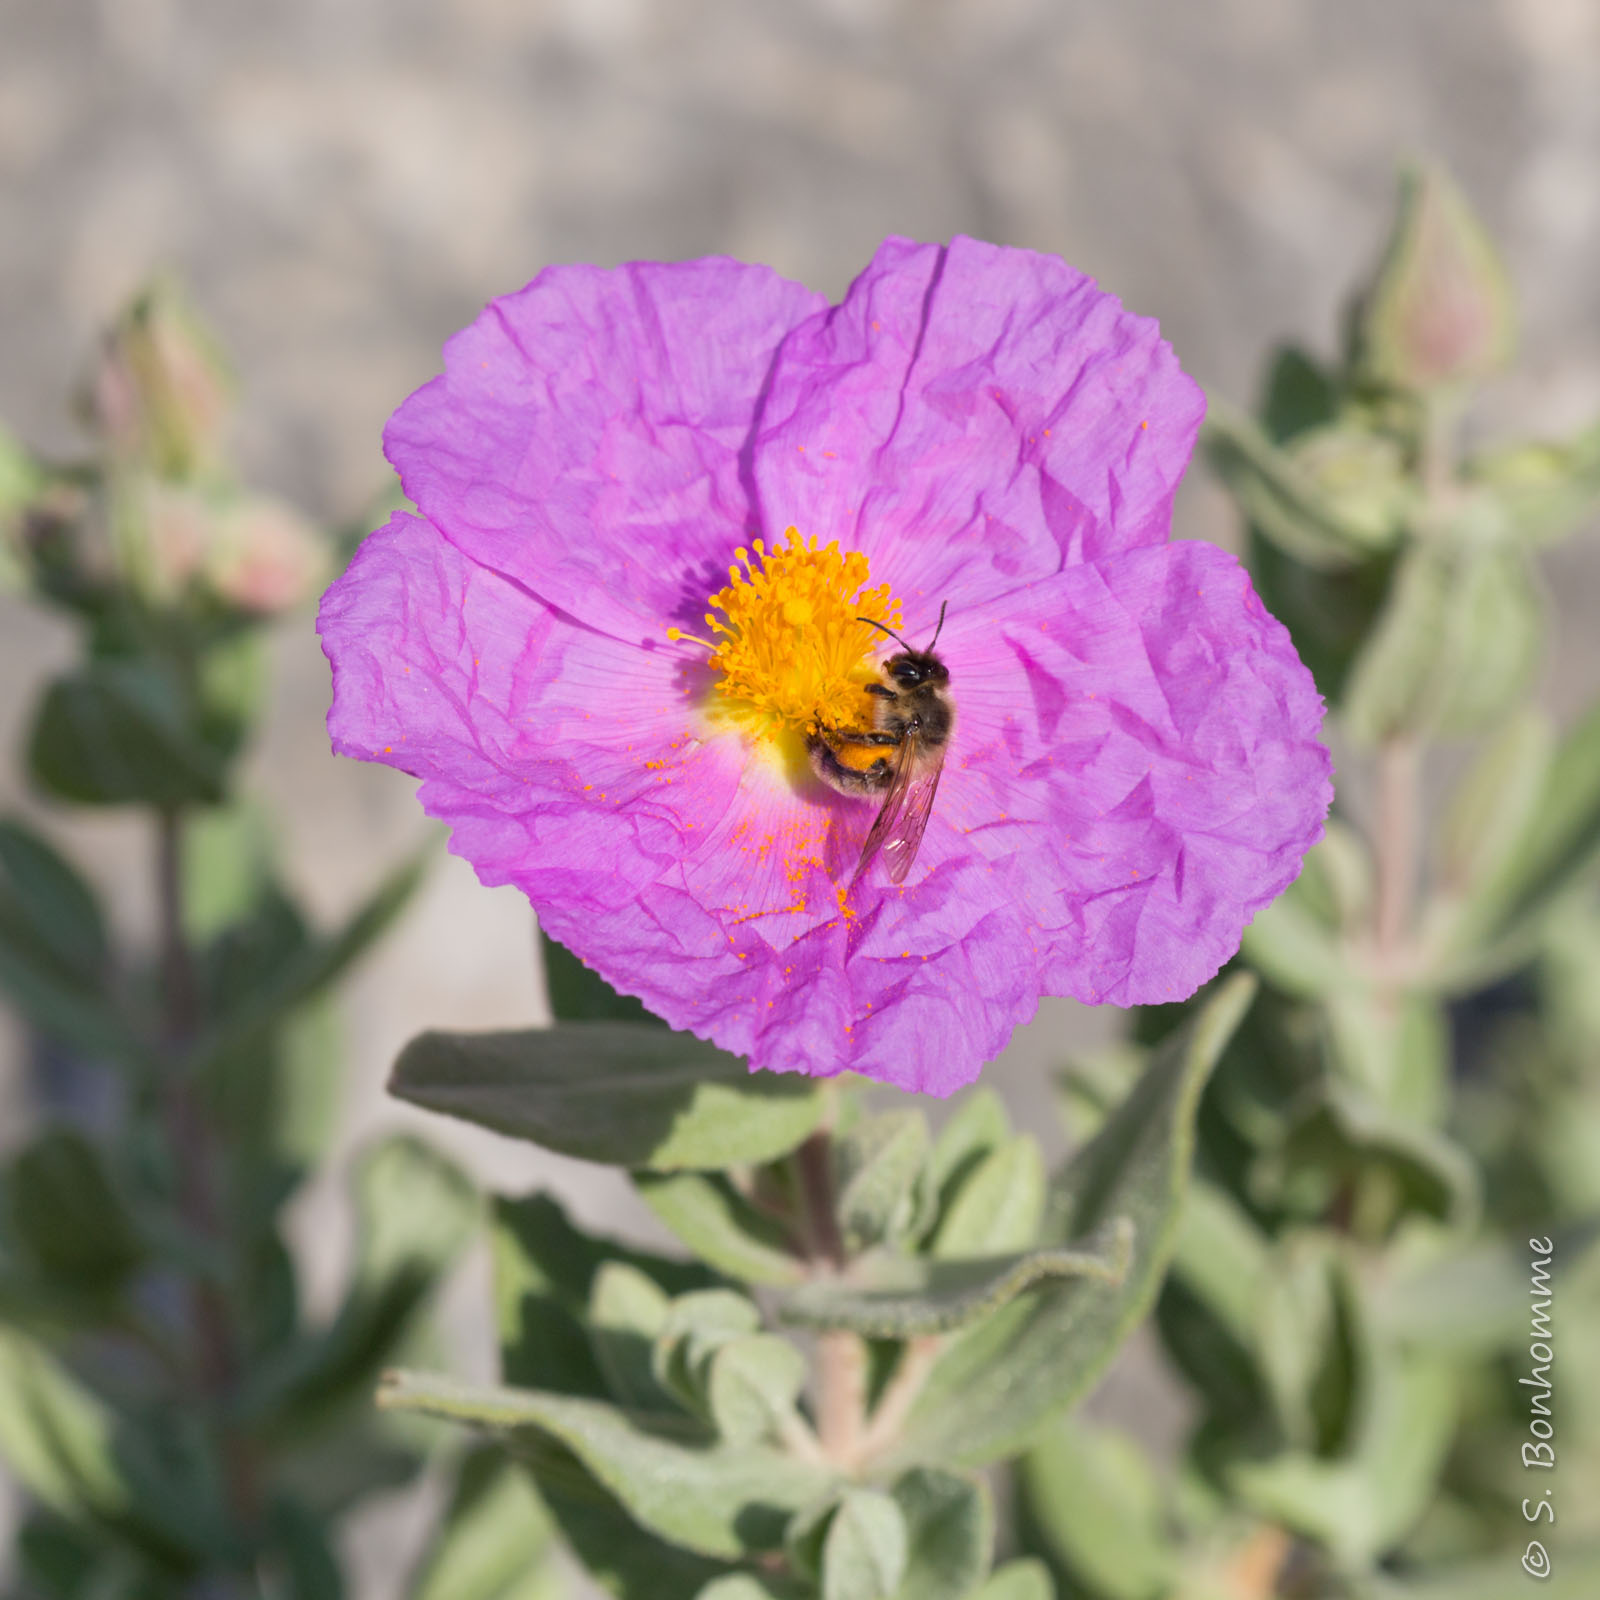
[1358,164,1515,392]
[108,476,211,602]
[88,280,233,480]
[202,495,328,614]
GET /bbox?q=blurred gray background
[3,0,1599,1592]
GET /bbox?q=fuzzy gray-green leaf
[392,1023,823,1171]
[635,1169,806,1286]
[930,1136,1045,1258]
[378,1370,836,1559]
[835,1111,929,1253]
[778,1226,1131,1340]
[822,1487,908,1600]
[1020,1421,1172,1600]
[888,975,1255,1469]
[891,1467,993,1600]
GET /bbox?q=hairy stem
[815,1329,869,1466]
[794,1129,868,1464]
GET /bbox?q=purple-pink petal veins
[320,237,1330,1095]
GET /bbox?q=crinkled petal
[319,514,1328,1096]
[750,235,1204,618]
[383,258,825,639]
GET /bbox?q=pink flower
[318,237,1330,1095]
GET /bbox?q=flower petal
[383,258,826,639]
[321,515,1326,1096]
[750,234,1204,622]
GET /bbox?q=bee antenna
[927,599,948,651]
[856,616,915,652]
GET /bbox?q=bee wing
[853,730,945,887]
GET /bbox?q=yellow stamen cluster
[670,527,902,743]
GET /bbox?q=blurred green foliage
[1022,162,1600,1600]
[0,286,538,1599]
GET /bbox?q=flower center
[671,527,902,743]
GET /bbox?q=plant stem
[1373,735,1420,969]
[795,1130,844,1269]
[856,1334,941,1462]
[156,807,198,1041]
[155,807,260,1528]
[815,1330,868,1466]
[794,1130,867,1464]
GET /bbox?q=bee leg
[864,683,895,699]
[806,734,893,796]
[827,728,898,744]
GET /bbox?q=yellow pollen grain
[679,527,903,746]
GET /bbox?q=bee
[807,602,954,885]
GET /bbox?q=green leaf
[193,845,430,1070]
[822,1488,908,1600]
[1169,1179,1272,1349]
[378,1370,838,1560]
[1370,1222,1600,1355]
[545,1468,729,1600]
[242,1135,476,1436]
[1237,884,1351,999]
[0,819,109,982]
[0,820,139,1067]
[635,1170,807,1287]
[494,1192,715,1396]
[778,1226,1131,1339]
[1228,1350,1456,1568]
[265,1495,344,1600]
[410,1448,558,1600]
[1343,544,1541,744]
[1324,989,1450,1124]
[834,1111,929,1254]
[706,1334,808,1446]
[392,1022,824,1171]
[890,1468,992,1600]
[695,1578,795,1600]
[0,918,136,1067]
[27,661,227,806]
[540,927,663,1025]
[920,1090,1010,1243]
[1466,415,1600,546]
[1253,1233,1349,1451]
[0,1328,129,1519]
[1020,1421,1172,1600]
[1202,405,1394,568]
[974,1561,1054,1600]
[6,1128,143,1290]
[930,1136,1044,1258]
[652,1290,763,1413]
[1436,710,1554,896]
[1260,345,1340,443]
[589,1262,674,1410]
[1465,697,1600,943]
[1270,1080,1479,1227]
[889,975,1255,1469]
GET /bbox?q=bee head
[858,602,951,686]
[889,652,949,688]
